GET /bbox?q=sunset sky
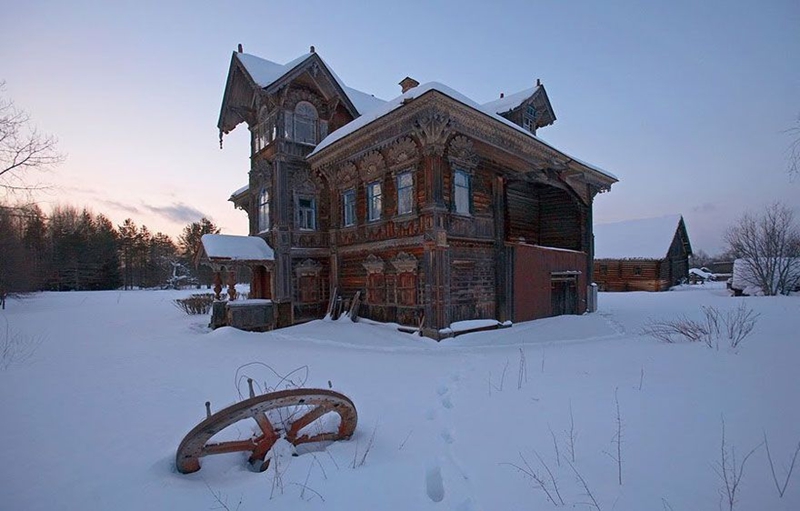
[2,0,798,254]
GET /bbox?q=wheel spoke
[286,405,330,442]
[202,439,256,455]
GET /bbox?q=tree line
[0,203,220,306]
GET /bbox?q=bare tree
[724,202,800,296]
[788,113,800,180]
[0,81,64,197]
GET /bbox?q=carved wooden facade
[219,48,616,338]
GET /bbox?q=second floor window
[367,180,382,222]
[396,171,413,216]
[290,101,318,145]
[454,169,471,215]
[296,195,316,230]
[258,188,270,232]
[343,189,356,227]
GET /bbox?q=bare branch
[764,432,800,498]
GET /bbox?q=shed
[196,234,275,300]
[593,215,692,291]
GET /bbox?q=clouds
[140,202,209,224]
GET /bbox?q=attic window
[523,105,536,133]
[526,105,536,117]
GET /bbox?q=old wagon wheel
[176,387,357,474]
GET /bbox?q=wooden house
[593,215,692,292]
[218,46,617,338]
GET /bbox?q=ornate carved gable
[362,254,385,274]
[413,108,452,156]
[359,151,386,182]
[386,137,419,171]
[285,87,328,118]
[447,135,479,169]
[390,252,418,273]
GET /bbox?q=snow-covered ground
[1,284,798,510]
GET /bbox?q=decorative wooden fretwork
[294,258,322,277]
[413,108,452,156]
[336,162,358,189]
[291,167,317,195]
[285,88,328,118]
[447,135,479,170]
[362,254,385,274]
[359,151,386,182]
[386,137,419,171]
[390,252,418,273]
[251,159,273,182]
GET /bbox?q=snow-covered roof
[200,234,274,262]
[229,184,249,200]
[308,81,616,181]
[594,215,684,260]
[236,52,386,116]
[481,85,540,114]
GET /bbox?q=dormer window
[523,104,536,133]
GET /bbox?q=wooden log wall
[337,247,426,325]
[593,259,669,292]
[448,241,496,322]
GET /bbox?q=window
[258,188,270,232]
[397,272,417,306]
[453,169,471,215]
[634,266,642,276]
[342,189,356,227]
[296,195,316,230]
[523,104,536,133]
[599,264,608,276]
[298,275,318,302]
[367,180,382,221]
[396,171,413,216]
[253,113,277,153]
[293,101,318,145]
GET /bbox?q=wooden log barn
[593,215,692,292]
[217,45,617,339]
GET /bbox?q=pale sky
[2,0,798,254]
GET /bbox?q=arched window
[258,188,270,232]
[294,101,318,145]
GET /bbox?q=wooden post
[227,270,236,300]
[213,271,222,300]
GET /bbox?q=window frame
[396,170,414,217]
[292,101,318,146]
[453,168,472,215]
[295,194,317,231]
[342,188,356,227]
[257,187,270,232]
[366,180,382,222]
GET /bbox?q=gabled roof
[481,84,556,129]
[219,51,387,134]
[594,215,687,260]
[309,81,616,182]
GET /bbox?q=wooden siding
[511,244,588,322]
[449,241,496,322]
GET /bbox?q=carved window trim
[363,254,386,305]
[390,252,418,306]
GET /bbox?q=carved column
[272,156,292,304]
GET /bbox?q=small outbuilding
[593,215,692,292]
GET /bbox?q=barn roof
[594,215,685,260]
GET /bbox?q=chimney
[237,43,243,53]
[536,78,541,87]
[310,45,315,53]
[500,92,504,99]
[399,76,420,94]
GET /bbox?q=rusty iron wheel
[176,388,357,474]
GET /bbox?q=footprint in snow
[425,463,445,503]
